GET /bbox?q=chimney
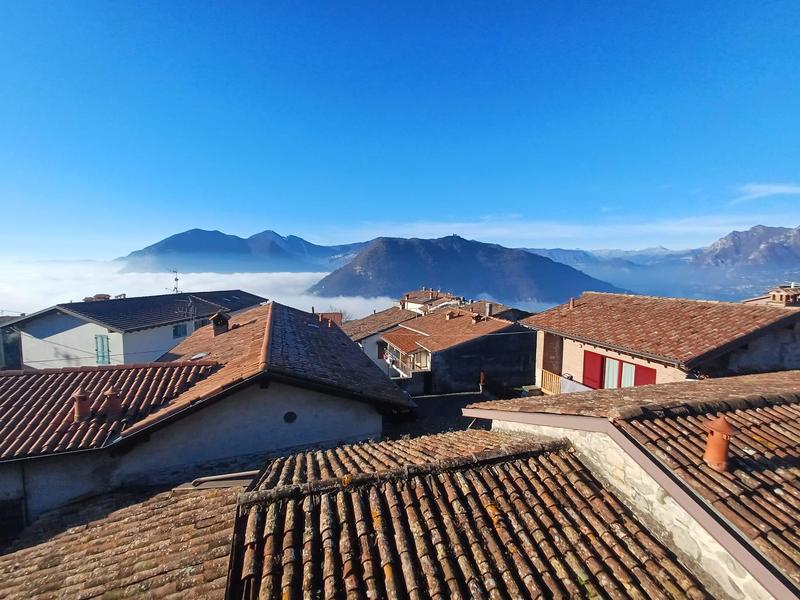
[429,291,434,300]
[471,314,480,324]
[211,311,230,336]
[72,387,91,422]
[703,415,735,472]
[311,306,315,314]
[102,386,123,418]
[485,302,493,317]
[445,311,455,321]
[568,297,575,310]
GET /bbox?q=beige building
[524,292,800,395]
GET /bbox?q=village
[0,282,798,599]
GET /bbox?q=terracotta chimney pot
[103,386,123,418]
[211,311,230,336]
[703,415,735,472]
[72,387,91,422]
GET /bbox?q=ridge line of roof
[611,390,800,421]
[237,438,569,507]
[258,301,274,371]
[0,360,220,376]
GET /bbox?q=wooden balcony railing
[540,369,561,395]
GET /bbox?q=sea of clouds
[0,261,395,319]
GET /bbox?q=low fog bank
[0,261,396,320]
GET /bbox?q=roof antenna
[167,270,181,294]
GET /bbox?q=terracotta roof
[6,290,266,333]
[250,429,538,489]
[0,362,217,461]
[137,302,412,435]
[523,292,800,367]
[467,370,800,418]
[401,289,457,305]
[340,306,417,341]
[229,429,708,599]
[467,372,800,590]
[0,487,237,599]
[382,308,516,354]
[616,393,800,589]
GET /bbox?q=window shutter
[634,365,657,386]
[582,351,604,389]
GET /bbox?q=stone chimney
[485,302,493,317]
[703,415,735,472]
[212,311,231,336]
[72,387,91,422]
[445,311,455,321]
[102,386,123,418]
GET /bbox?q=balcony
[540,369,592,395]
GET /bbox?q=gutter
[461,407,800,600]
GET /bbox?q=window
[376,340,388,360]
[172,323,188,338]
[583,350,658,389]
[94,334,110,365]
[603,358,620,389]
[194,318,210,331]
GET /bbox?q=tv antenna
[167,270,181,294]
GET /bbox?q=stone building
[463,371,800,600]
[524,292,800,394]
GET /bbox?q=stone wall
[492,420,773,600]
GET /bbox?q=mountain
[691,225,800,267]
[118,229,367,273]
[309,236,625,302]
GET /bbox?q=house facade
[382,308,535,395]
[0,302,412,538]
[525,292,800,395]
[340,306,417,373]
[5,290,266,369]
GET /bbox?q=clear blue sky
[2,1,799,259]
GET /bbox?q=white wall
[121,319,194,363]
[359,333,390,374]
[18,312,124,368]
[0,381,383,521]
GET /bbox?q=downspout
[20,460,29,526]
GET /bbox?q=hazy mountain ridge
[118,229,367,273]
[309,235,625,303]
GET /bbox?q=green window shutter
[95,334,110,365]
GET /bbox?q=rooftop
[339,306,418,341]
[0,487,237,598]
[382,308,518,353]
[0,362,217,461]
[467,371,800,590]
[5,290,267,333]
[229,429,708,599]
[523,292,800,368]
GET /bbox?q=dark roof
[7,290,267,333]
[229,429,708,599]
[467,371,800,590]
[340,306,417,341]
[0,362,217,461]
[523,292,800,368]
[0,487,238,598]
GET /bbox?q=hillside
[309,236,624,302]
[118,229,366,273]
[691,225,800,267]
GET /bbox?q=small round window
[283,411,297,424]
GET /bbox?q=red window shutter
[582,351,604,389]
[634,365,657,386]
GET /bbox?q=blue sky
[1,1,799,259]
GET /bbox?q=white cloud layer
[0,261,394,319]
[731,183,800,205]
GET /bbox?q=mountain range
[117,225,800,303]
